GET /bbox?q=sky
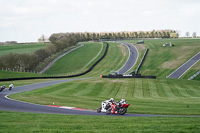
[0,0,200,42]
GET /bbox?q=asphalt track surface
[168,52,200,79]
[118,42,138,74]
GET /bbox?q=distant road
[118,42,138,74]
[168,52,200,79]
[39,44,84,74]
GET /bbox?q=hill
[124,39,200,79]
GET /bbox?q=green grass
[84,42,129,77]
[0,70,42,79]
[44,42,104,75]
[194,75,200,80]
[180,61,200,80]
[0,111,200,133]
[9,78,200,115]
[125,39,200,79]
[0,43,49,56]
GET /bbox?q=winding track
[0,42,199,117]
[118,42,138,74]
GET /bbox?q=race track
[168,52,200,79]
[1,78,199,117]
[118,42,138,74]
[0,42,199,117]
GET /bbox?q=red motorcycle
[106,102,130,115]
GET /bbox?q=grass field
[125,39,200,79]
[9,78,200,115]
[83,42,129,77]
[44,42,104,75]
[1,39,200,132]
[0,111,200,133]
[0,43,49,56]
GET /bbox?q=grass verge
[0,111,199,133]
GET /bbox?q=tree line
[0,30,178,73]
[0,33,80,72]
[77,30,178,41]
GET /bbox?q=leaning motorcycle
[97,100,130,115]
[106,102,130,115]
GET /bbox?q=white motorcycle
[97,100,112,113]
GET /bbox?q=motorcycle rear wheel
[97,107,102,113]
[106,108,111,115]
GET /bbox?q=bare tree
[185,32,190,37]
[192,32,197,38]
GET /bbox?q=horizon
[0,0,200,42]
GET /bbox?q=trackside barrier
[100,74,156,79]
[0,43,109,81]
[135,48,149,74]
[188,70,200,80]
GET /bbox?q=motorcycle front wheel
[119,107,127,115]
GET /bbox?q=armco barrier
[101,74,156,79]
[0,43,109,81]
[135,48,148,74]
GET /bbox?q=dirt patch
[135,44,145,51]
[119,44,128,56]
[161,60,184,69]
[192,61,200,69]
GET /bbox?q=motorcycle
[106,102,130,115]
[97,100,130,115]
[97,100,112,113]
[0,85,6,92]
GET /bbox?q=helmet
[110,98,114,101]
[121,99,125,102]
[3,85,5,87]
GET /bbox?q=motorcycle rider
[9,84,14,91]
[108,98,114,103]
[0,85,6,92]
[119,99,126,105]
[116,99,126,110]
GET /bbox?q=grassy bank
[125,39,200,79]
[84,42,129,77]
[44,42,104,75]
[10,78,200,115]
[0,111,199,133]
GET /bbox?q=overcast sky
[0,0,200,42]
